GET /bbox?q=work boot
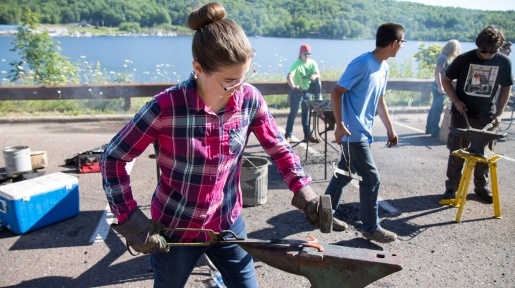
[362,227,397,243]
[474,189,493,203]
[305,135,320,143]
[441,188,456,200]
[332,217,348,231]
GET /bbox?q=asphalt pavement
[1,107,514,288]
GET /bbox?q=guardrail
[0,79,433,110]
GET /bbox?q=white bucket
[3,146,32,177]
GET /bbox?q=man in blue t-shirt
[324,23,405,243]
[441,25,513,203]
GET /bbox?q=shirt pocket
[222,120,248,155]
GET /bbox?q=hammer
[318,195,333,233]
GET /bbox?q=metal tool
[332,162,362,181]
[238,240,402,288]
[163,228,325,251]
[450,112,507,158]
[164,229,403,288]
[332,135,362,181]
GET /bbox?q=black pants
[445,111,493,191]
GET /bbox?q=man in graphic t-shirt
[441,25,513,203]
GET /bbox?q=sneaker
[442,189,456,200]
[362,227,397,243]
[332,217,348,231]
[285,137,291,144]
[474,189,493,203]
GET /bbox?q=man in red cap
[285,43,321,143]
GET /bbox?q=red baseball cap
[300,44,311,53]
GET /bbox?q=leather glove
[292,186,320,225]
[111,208,169,255]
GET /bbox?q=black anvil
[449,126,506,158]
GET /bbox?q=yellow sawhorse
[439,149,502,223]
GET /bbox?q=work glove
[111,208,169,255]
[292,186,320,225]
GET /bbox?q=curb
[0,114,134,124]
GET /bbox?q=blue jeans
[324,141,380,231]
[151,215,258,288]
[285,89,312,139]
[425,82,445,135]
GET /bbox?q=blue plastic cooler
[0,172,80,234]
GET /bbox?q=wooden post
[124,98,131,111]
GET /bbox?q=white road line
[89,204,115,243]
[501,155,515,162]
[392,121,425,133]
[90,159,135,243]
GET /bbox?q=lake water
[0,36,510,84]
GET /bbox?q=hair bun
[188,2,226,31]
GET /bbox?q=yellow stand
[439,149,502,223]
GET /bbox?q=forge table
[305,100,339,179]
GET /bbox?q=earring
[194,73,198,80]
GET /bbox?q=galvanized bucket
[3,146,32,177]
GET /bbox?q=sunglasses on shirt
[479,49,498,55]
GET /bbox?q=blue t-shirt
[337,51,389,143]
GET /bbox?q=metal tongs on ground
[162,228,324,252]
[331,134,362,181]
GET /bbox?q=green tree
[8,9,78,85]
[414,43,442,78]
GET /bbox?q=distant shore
[0,24,185,38]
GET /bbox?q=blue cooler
[0,172,79,234]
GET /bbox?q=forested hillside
[0,0,513,41]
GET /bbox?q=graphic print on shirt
[464,64,499,98]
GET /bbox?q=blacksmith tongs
[163,228,324,252]
[332,133,362,181]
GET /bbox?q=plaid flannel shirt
[101,74,311,242]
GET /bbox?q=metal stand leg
[440,150,503,222]
[306,108,314,161]
[453,158,475,222]
[489,161,502,219]
[324,120,328,179]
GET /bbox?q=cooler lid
[0,172,78,200]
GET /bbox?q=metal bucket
[3,146,32,177]
[241,157,269,207]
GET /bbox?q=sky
[399,0,515,11]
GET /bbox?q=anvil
[449,126,506,158]
[237,241,403,288]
